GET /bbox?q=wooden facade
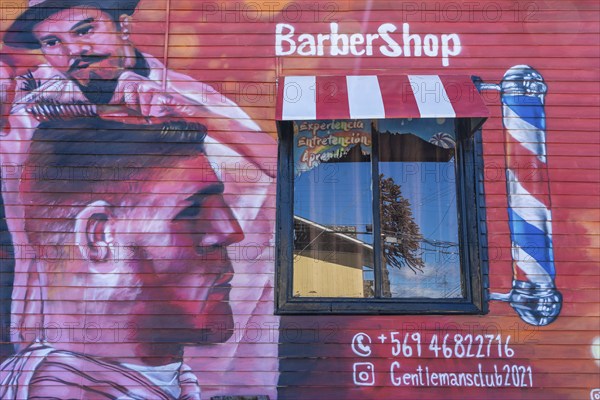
[0,1,598,399]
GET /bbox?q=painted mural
[0,0,278,399]
[1,0,598,399]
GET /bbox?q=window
[275,75,489,314]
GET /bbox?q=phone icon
[352,332,372,357]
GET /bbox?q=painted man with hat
[0,0,278,398]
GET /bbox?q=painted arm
[0,61,15,132]
[108,69,276,177]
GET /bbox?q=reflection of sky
[379,162,457,242]
[293,118,462,299]
[295,160,461,299]
[294,162,373,232]
[295,162,457,241]
[382,160,461,299]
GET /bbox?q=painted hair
[21,118,208,251]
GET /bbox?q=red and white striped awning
[276,75,489,121]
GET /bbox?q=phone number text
[378,332,515,359]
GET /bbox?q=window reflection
[292,119,463,300]
[378,119,461,299]
[293,120,373,298]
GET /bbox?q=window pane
[378,119,463,299]
[292,120,374,298]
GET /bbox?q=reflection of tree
[380,174,425,280]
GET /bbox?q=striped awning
[276,75,490,121]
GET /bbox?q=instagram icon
[353,362,375,386]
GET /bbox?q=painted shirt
[0,341,201,399]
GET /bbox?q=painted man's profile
[0,0,278,398]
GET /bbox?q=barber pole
[477,65,562,326]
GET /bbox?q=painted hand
[110,71,195,121]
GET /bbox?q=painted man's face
[114,153,244,343]
[32,7,132,86]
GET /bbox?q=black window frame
[275,118,488,315]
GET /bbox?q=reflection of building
[330,132,454,163]
[328,224,357,238]
[378,132,454,162]
[293,216,373,298]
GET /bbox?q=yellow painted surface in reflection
[293,254,364,298]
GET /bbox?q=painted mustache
[68,54,110,74]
